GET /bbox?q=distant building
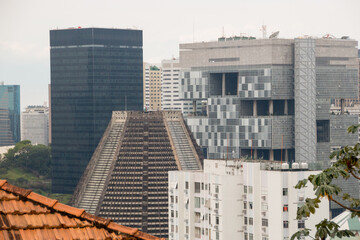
[21,105,49,145]
[71,111,203,238]
[161,59,183,111]
[0,84,20,146]
[169,160,329,240]
[179,37,359,169]
[50,28,143,193]
[144,63,162,111]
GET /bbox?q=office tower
[143,63,162,111]
[71,111,203,238]
[169,160,329,240]
[50,28,143,193]
[48,84,51,145]
[180,37,359,168]
[21,105,49,145]
[0,84,20,146]
[161,59,183,111]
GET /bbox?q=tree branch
[349,169,360,180]
[331,197,360,213]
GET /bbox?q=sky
[0,0,359,110]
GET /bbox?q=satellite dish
[269,31,280,39]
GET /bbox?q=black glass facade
[50,28,143,193]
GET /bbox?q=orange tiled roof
[0,180,164,240]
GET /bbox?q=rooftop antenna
[260,25,267,39]
[269,31,280,39]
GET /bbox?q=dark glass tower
[0,85,20,146]
[50,28,143,193]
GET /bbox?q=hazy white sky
[0,0,359,109]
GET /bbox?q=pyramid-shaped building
[71,111,203,238]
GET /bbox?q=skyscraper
[179,36,358,169]
[0,84,20,146]
[50,28,143,193]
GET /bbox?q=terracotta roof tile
[53,202,85,217]
[1,183,31,198]
[0,180,7,188]
[27,192,57,208]
[0,179,162,240]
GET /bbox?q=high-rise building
[21,105,49,145]
[50,28,143,193]
[0,84,20,146]
[169,160,329,240]
[143,63,162,111]
[161,59,183,111]
[71,111,203,238]
[179,37,359,168]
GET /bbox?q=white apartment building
[169,160,329,240]
[21,105,49,145]
[161,59,188,111]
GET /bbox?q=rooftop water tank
[292,163,300,169]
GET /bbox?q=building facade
[0,84,20,146]
[50,28,143,193]
[143,63,162,111]
[169,160,329,240]
[179,37,359,168]
[161,59,183,111]
[21,105,49,145]
[71,111,203,238]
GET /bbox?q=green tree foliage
[291,125,360,240]
[1,140,51,178]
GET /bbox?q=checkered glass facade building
[180,38,359,168]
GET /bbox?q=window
[171,210,174,217]
[195,182,201,193]
[283,188,288,196]
[244,233,248,240]
[283,204,288,212]
[186,226,189,234]
[195,212,201,223]
[249,218,253,225]
[298,220,305,229]
[216,216,220,225]
[249,186,253,194]
[215,202,219,209]
[195,197,201,208]
[262,218,268,227]
[170,196,174,203]
[244,185,247,193]
[244,217,248,225]
[244,201,247,209]
[283,221,289,228]
[195,227,201,238]
[249,233,254,240]
[185,181,189,189]
[249,202,253,209]
[215,185,219,193]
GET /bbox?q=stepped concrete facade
[71,111,203,238]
